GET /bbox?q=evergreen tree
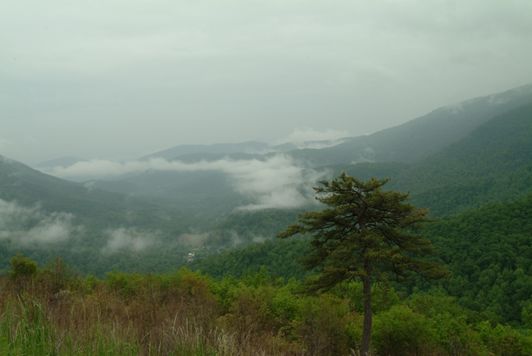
[278,173,446,355]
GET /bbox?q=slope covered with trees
[193,193,532,326]
[425,194,532,324]
[0,156,176,228]
[398,102,532,216]
[0,156,198,274]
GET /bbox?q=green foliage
[522,302,532,328]
[477,322,532,356]
[278,173,444,291]
[278,174,446,355]
[373,305,435,355]
[9,255,37,279]
[293,294,354,356]
[197,192,532,326]
[398,102,532,216]
[425,194,532,323]
[332,281,401,314]
[406,292,487,355]
[191,238,309,279]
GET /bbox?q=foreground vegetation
[0,256,530,356]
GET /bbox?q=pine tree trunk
[360,275,372,356]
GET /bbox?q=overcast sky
[2,0,532,164]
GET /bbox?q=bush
[9,255,37,280]
[293,294,353,356]
[477,321,532,356]
[373,305,435,356]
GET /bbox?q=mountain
[88,169,247,222]
[396,101,532,215]
[55,84,532,249]
[83,85,532,221]
[322,97,532,216]
[0,155,173,228]
[290,84,532,166]
[191,92,532,281]
[0,155,204,273]
[143,141,270,160]
[35,156,85,170]
[6,83,530,276]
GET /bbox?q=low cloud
[0,199,78,245]
[189,230,268,249]
[103,228,159,254]
[178,232,211,248]
[47,155,326,210]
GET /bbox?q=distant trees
[278,173,445,355]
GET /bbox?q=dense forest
[192,193,532,326]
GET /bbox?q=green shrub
[293,294,353,356]
[477,321,532,356]
[9,255,37,279]
[373,305,436,356]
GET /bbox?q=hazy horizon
[2,1,532,164]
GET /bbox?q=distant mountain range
[65,83,532,216]
[35,156,86,170]
[289,83,532,166]
[1,83,532,273]
[142,141,270,161]
[337,99,532,215]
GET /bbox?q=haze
[2,0,532,163]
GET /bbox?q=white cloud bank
[0,199,78,245]
[103,228,159,254]
[48,155,326,210]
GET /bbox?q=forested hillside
[399,102,532,215]
[426,194,532,324]
[193,193,532,325]
[0,156,198,273]
[0,156,175,228]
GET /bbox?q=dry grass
[0,270,314,356]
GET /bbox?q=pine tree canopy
[278,173,446,292]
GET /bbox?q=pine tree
[278,173,446,355]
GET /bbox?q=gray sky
[2,0,532,164]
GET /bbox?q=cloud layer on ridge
[47,155,326,210]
